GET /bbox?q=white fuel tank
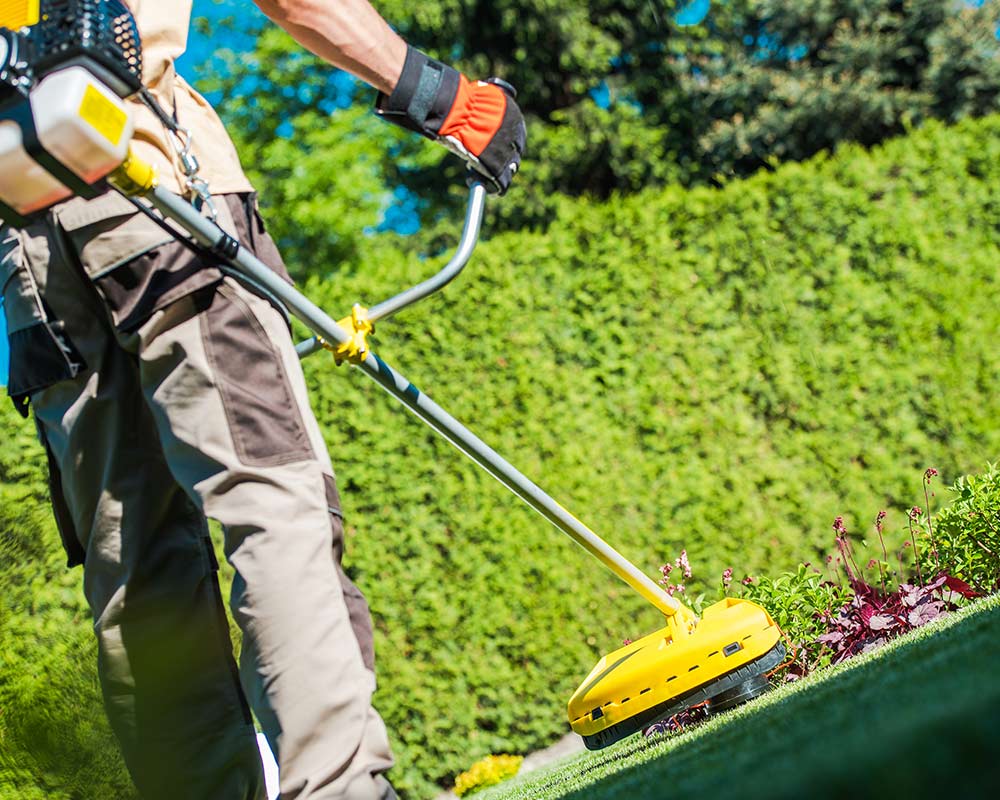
[0,64,134,218]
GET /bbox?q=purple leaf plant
[639,467,987,738]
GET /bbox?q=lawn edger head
[569,597,785,749]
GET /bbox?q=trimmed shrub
[2,115,1000,797]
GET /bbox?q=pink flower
[722,567,733,587]
[623,637,633,646]
[660,563,673,577]
[742,576,753,586]
[675,549,692,580]
[924,467,938,483]
[832,516,847,535]
[909,506,922,521]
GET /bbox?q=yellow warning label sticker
[78,84,128,147]
[0,0,40,30]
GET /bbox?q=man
[0,1,525,798]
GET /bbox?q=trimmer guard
[568,597,783,749]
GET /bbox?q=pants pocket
[55,191,175,280]
[2,234,86,417]
[88,237,224,332]
[56,191,222,332]
[6,318,86,416]
[199,281,314,466]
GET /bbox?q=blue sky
[176,0,262,81]
[677,0,711,27]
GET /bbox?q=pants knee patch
[199,283,314,467]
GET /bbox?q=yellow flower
[453,754,524,797]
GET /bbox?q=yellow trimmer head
[569,596,785,749]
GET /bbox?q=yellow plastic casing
[568,597,781,738]
[109,147,158,196]
[0,0,40,29]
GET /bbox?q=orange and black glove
[375,46,526,194]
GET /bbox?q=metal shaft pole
[127,183,681,618]
[356,352,681,616]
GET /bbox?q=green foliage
[206,0,1000,241]
[297,114,1000,796]
[922,464,1000,593]
[684,1,1000,179]
[739,566,849,670]
[0,414,137,798]
[3,116,1000,798]
[454,754,523,797]
[238,103,401,277]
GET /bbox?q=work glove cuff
[374,45,461,140]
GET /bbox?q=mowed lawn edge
[486,592,1000,800]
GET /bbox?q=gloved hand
[375,45,526,194]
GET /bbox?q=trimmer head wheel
[709,671,772,712]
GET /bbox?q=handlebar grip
[485,77,518,99]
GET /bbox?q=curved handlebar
[368,180,487,322]
[295,179,487,359]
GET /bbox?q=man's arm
[252,0,407,94]
[251,0,526,194]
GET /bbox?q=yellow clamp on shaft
[666,602,698,640]
[108,147,159,197]
[318,304,374,366]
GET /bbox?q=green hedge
[2,114,999,798]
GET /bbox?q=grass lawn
[486,593,1000,800]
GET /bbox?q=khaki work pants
[1,192,394,800]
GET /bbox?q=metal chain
[166,123,218,220]
[139,88,218,220]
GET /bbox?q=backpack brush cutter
[1,0,787,750]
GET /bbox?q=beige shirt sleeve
[125,0,254,196]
